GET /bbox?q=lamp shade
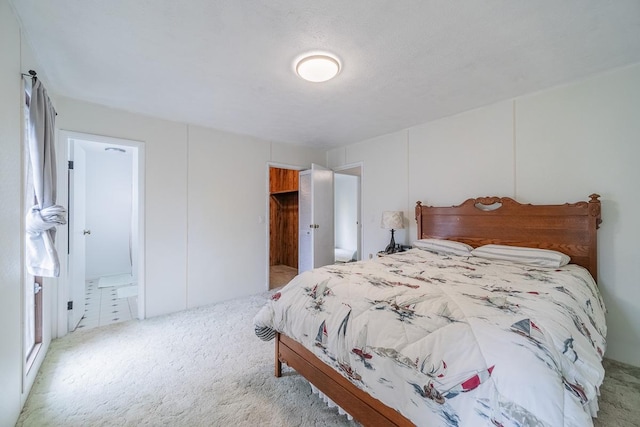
[381,211,404,230]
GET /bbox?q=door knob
[83,229,91,235]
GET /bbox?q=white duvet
[254,249,607,427]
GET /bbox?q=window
[23,82,43,370]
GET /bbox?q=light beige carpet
[17,292,640,427]
[595,358,640,427]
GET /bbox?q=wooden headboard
[415,194,602,278]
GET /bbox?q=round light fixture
[296,54,340,83]
[105,147,126,153]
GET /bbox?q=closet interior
[269,167,299,289]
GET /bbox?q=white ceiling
[10,1,640,149]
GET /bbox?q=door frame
[55,130,146,337]
[333,162,363,261]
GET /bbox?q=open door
[68,142,87,330]
[299,164,334,273]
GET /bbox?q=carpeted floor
[596,358,640,427]
[17,292,640,427]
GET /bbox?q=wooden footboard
[275,332,413,427]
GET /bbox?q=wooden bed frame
[275,194,602,426]
[415,194,602,279]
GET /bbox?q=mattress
[254,248,607,426]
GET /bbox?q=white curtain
[25,77,66,277]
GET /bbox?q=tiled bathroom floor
[76,280,138,330]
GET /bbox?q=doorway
[268,165,300,289]
[265,163,361,289]
[334,164,362,262]
[58,131,145,334]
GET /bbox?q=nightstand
[377,246,412,257]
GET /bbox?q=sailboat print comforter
[254,249,607,427]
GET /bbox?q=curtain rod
[21,69,37,78]
[22,69,57,116]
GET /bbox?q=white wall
[329,131,410,259]
[0,3,23,424]
[514,65,640,367]
[0,1,57,424]
[84,146,134,279]
[56,98,189,317]
[56,98,326,318]
[407,100,515,242]
[327,63,640,367]
[186,125,271,305]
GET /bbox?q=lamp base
[385,229,397,254]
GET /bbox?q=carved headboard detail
[415,194,602,278]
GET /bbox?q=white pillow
[412,239,473,256]
[471,244,570,268]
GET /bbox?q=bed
[254,194,605,426]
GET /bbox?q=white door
[299,164,334,273]
[68,142,87,330]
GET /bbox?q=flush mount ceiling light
[295,54,341,83]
